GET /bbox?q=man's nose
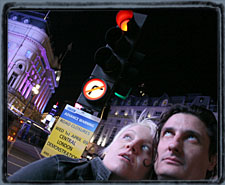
[168,136,183,154]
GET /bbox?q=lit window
[35,61,39,67]
[97,138,102,145]
[38,67,41,73]
[101,137,107,147]
[25,50,33,59]
[11,15,18,21]
[8,72,18,87]
[56,76,60,82]
[90,136,94,143]
[23,18,30,24]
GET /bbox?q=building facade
[86,93,217,155]
[7,11,61,122]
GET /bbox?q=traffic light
[113,10,147,99]
[76,10,147,115]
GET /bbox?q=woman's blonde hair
[99,109,157,157]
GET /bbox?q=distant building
[86,93,217,155]
[7,11,61,122]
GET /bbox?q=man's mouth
[163,157,183,165]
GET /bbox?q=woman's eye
[142,145,150,152]
[123,135,132,140]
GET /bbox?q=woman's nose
[125,140,140,153]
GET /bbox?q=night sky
[44,8,218,112]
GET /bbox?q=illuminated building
[86,93,217,156]
[7,11,61,122]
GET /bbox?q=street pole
[21,93,34,117]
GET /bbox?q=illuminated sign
[82,78,107,101]
[41,104,100,159]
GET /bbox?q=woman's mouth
[122,155,130,161]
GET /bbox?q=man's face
[103,125,153,180]
[154,113,216,180]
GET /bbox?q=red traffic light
[116,10,133,31]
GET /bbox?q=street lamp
[21,84,40,116]
[32,84,40,95]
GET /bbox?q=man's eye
[164,131,173,137]
[187,135,198,142]
[142,145,150,152]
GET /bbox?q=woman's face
[103,125,153,180]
